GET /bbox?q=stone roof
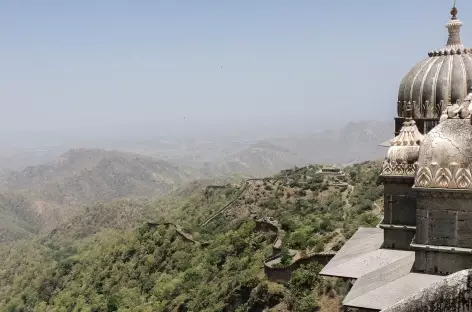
[319,227,446,311]
[344,261,442,311]
[320,228,413,279]
[381,103,424,177]
[397,5,472,119]
[381,269,472,312]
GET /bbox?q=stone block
[415,209,429,244]
[383,229,415,250]
[428,210,457,246]
[414,250,472,275]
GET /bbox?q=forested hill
[0,161,384,312]
[0,148,207,241]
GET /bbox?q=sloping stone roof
[381,269,472,312]
[320,228,413,279]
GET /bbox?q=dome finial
[446,1,463,49]
[451,0,458,20]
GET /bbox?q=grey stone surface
[321,227,383,276]
[382,228,415,250]
[415,119,472,189]
[320,228,413,279]
[412,187,472,273]
[343,253,415,306]
[345,272,442,311]
[413,250,472,275]
[381,269,472,312]
[382,183,416,226]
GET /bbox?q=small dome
[397,7,472,119]
[382,104,424,177]
[415,117,472,189]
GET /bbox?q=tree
[296,294,320,312]
[280,247,293,266]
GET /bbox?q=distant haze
[1,0,468,147]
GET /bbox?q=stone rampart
[264,252,336,283]
[146,222,202,245]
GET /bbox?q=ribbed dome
[397,7,472,119]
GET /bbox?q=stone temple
[320,5,472,311]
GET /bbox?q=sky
[0,0,471,144]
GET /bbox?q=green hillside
[0,161,383,312]
[0,148,209,239]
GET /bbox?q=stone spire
[390,104,423,147]
[445,2,463,49]
[381,103,424,177]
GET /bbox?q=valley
[0,120,389,311]
[0,156,384,311]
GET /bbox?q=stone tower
[413,100,472,275]
[379,103,424,250]
[320,5,472,311]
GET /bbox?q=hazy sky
[1,0,470,142]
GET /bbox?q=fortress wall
[254,220,278,233]
[383,183,416,226]
[416,194,472,248]
[264,266,292,283]
[146,222,200,245]
[414,250,472,275]
[382,269,472,312]
[264,254,335,283]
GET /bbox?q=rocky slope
[269,120,393,165]
[0,148,205,236]
[211,141,308,178]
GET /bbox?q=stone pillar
[412,190,472,275]
[382,105,423,251]
[380,176,417,250]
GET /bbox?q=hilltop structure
[318,165,347,183]
[320,5,472,311]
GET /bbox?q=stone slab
[321,227,384,276]
[344,272,443,311]
[321,228,413,279]
[343,251,415,305]
[320,248,413,279]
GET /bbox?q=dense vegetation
[0,161,383,312]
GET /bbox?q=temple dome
[397,6,472,119]
[415,113,472,189]
[381,104,424,177]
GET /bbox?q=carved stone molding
[416,190,472,199]
[381,160,417,177]
[439,94,472,123]
[415,162,472,189]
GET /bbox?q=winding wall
[201,178,272,227]
[149,171,343,282]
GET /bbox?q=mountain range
[0,148,206,239]
[0,120,393,243]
